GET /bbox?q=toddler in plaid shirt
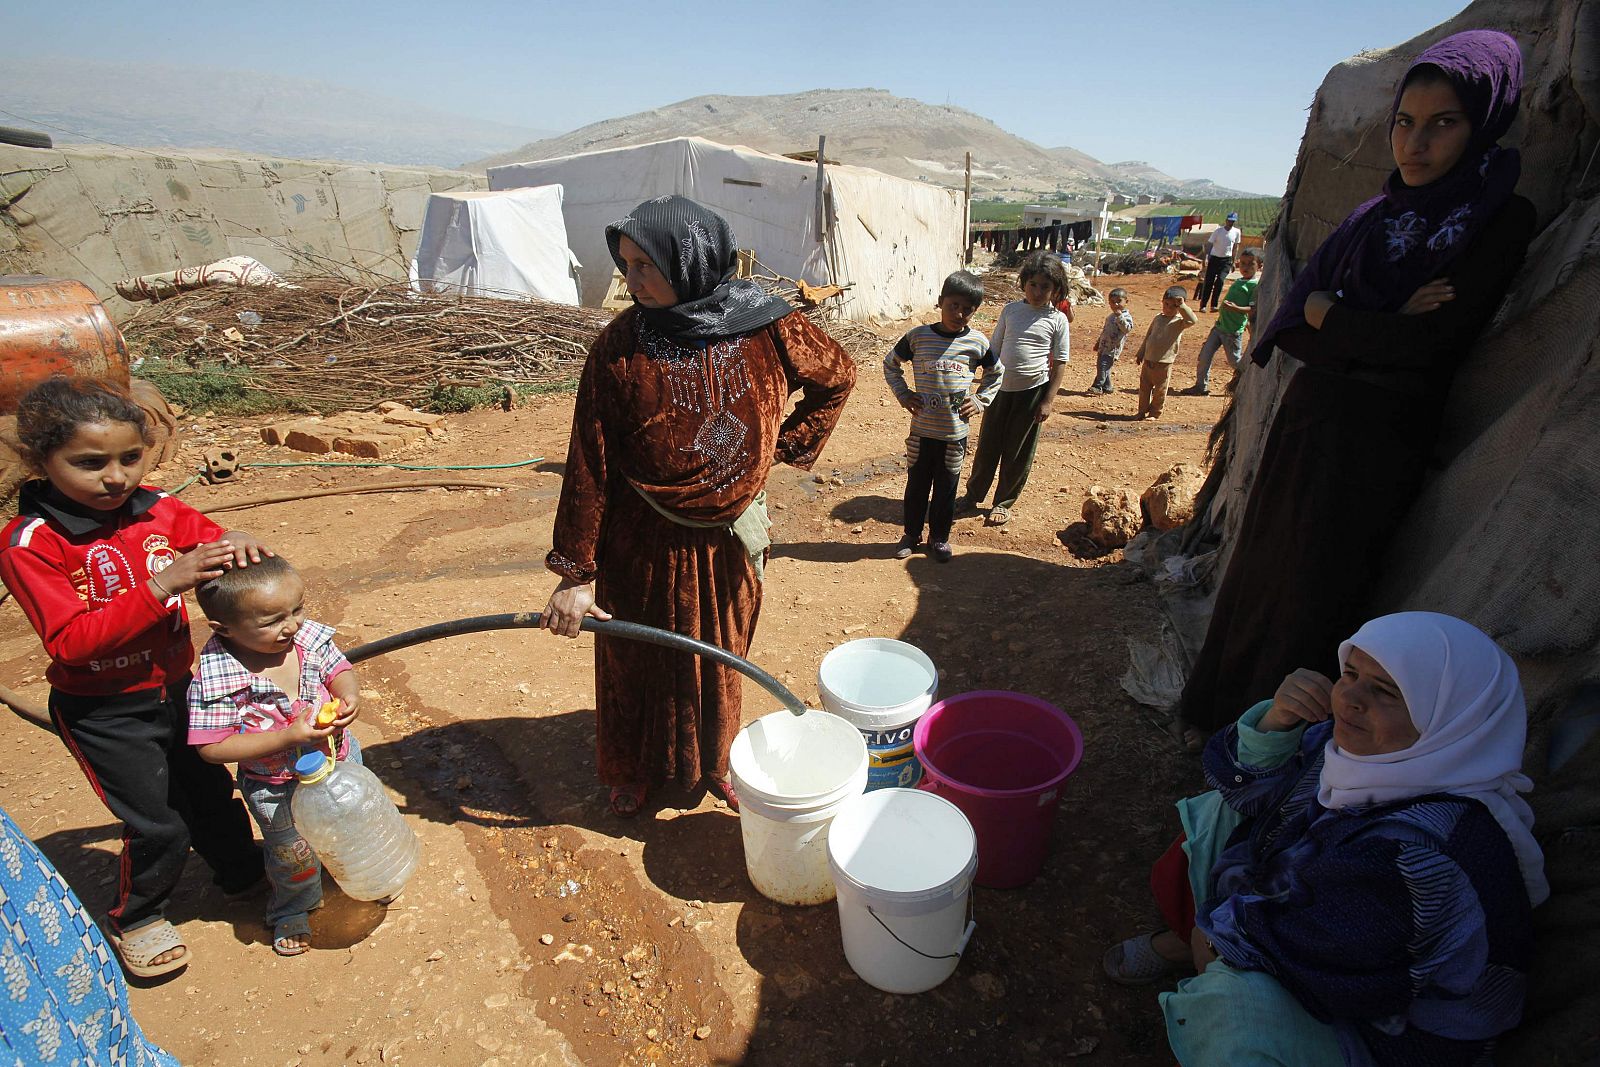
[187,555,362,957]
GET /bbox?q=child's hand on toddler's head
[157,542,237,595]
[899,395,924,414]
[218,532,275,569]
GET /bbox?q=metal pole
[1096,201,1109,275]
[815,135,826,244]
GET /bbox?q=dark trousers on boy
[966,383,1048,511]
[1196,255,1233,310]
[50,680,264,934]
[904,435,966,545]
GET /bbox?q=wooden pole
[964,152,973,265]
[816,135,826,244]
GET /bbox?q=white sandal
[109,918,190,978]
[1102,931,1191,986]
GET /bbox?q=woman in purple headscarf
[1176,30,1536,745]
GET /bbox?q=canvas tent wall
[0,144,484,318]
[1124,1,1599,1060]
[410,185,581,305]
[487,136,964,322]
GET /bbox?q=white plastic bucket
[729,709,868,906]
[826,787,978,994]
[817,638,938,791]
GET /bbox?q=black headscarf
[605,195,794,343]
[1252,29,1524,366]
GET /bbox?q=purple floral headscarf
[1252,29,1524,366]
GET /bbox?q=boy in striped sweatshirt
[883,271,1000,563]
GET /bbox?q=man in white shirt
[1196,212,1242,312]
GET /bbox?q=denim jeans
[1093,350,1119,392]
[239,734,363,926]
[1193,327,1244,391]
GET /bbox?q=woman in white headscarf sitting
[1103,612,1545,1065]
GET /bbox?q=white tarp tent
[487,137,964,322]
[410,185,580,304]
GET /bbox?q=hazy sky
[7,0,1473,194]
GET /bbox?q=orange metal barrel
[0,276,130,415]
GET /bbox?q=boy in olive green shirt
[1183,248,1261,395]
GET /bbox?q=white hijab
[1317,611,1548,906]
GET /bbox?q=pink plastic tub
[913,691,1083,888]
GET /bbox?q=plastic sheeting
[0,144,484,318]
[487,137,964,322]
[410,185,581,305]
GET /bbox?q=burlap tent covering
[1127,2,1600,1058]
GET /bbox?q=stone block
[282,428,337,454]
[330,433,403,458]
[382,409,446,431]
[264,410,428,457]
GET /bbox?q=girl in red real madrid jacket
[0,377,270,979]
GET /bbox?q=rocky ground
[0,269,1233,1066]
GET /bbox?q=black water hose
[345,613,808,716]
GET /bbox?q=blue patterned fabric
[1187,716,1533,1066]
[0,805,178,1067]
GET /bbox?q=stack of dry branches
[121,271,887,411]
[120,276,612,411]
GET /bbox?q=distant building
[1020,198,1109,239]
[1160,194,1178,204]
[1021,197,1107,226]
[1136,193,1158,205]
[1111,192,1135,206]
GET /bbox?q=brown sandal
[707,778,740,812]
[608,784,646,818]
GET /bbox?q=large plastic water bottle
[290,749,420,902]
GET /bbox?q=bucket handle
[866,897,977,962]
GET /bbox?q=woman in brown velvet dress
[540,196,856,816]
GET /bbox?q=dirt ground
[0,268,1235,1066]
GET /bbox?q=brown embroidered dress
[548,308,855,788]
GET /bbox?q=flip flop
[109,919,189,978]
[1102,932,1191,986]
[609,784,647,818]
[273,914,313,957]
[707,777,740,813]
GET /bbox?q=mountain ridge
[473,88,1264,199]
[4,63,1263,199]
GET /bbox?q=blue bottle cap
[294,750,329,780]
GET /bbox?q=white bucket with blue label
[817,638,938,791]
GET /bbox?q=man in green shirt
[1182,247,1261,395]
